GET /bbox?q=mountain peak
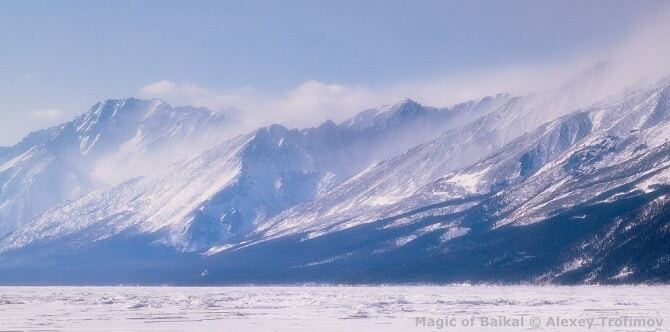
[340,98,426,131]
[393,97,419,108]
[92,97,162,112]
[378,97,425,120]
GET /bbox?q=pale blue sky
[1,0,669,145]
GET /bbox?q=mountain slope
[0,98,232,236]
[186,74,670,285]
[0,98,504,252]
[244,75,670,284]
[255,62,616,239]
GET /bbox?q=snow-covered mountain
[253,74,670,284]
[0,98,232,236]
[254,62,615,239]
[0,97,496,253]
[205,73,669,285]
[1,63,669,285]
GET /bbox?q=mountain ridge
[1,63,669,285]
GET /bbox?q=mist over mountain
[1,62,669,285]
[0,99,233,237]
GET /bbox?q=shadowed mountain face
[1,64,669,285]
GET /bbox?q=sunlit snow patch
[442,168,489,193]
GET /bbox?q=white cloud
[30,109,64,122]
[274,81,381,126]
[138,79,382,130]
[139,80,176,95]
[140,80,254,111]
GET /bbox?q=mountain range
[1,62,669,285]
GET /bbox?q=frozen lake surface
[0,286,669,331]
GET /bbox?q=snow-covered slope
[256,62,616,238]
[0,133,251,252]
[488,77,670,227]
[390,75,670,230]
[0,98,232,236]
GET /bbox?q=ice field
[0,286,668,331]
